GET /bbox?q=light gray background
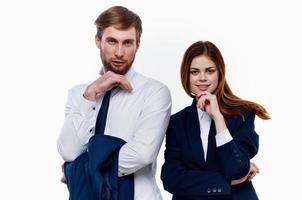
[0,0,301,199]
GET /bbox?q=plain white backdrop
[0,0,301,199]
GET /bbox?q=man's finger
[61,175,67,184]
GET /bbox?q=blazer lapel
[205,120,218,167]
[186,100,206,165]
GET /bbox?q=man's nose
[115,44,124,57]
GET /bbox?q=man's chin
[102,59,132,75]
[109,65,130,75]
[110,68,126,75]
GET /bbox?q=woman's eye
[190,71,199,75]
[206,69,215,74]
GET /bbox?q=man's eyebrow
[105,37,117,41]
[123,39,135,42]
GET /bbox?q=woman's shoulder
[170,105,192,121]
[227,106,256,126]
[239,106,256,120]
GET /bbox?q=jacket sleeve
[161,119,231,197]
[217,109,259,180]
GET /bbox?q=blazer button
[206,188,211,193]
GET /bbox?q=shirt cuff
[215,128,233,147]
[79,95,97,116]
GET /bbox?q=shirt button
[92,107,96,110]
[122,173,125,176]
[89,129,93,133]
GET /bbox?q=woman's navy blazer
[161,100,259,200]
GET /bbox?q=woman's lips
[197,85,210,91]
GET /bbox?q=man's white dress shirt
[57,68,172,200]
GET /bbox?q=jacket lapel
[186,100,206,165]
[205,120,218,167]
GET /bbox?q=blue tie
[95,90,112,135]
[94,89,114,199]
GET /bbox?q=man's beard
[100,52,135,75]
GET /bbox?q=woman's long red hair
[180,41,270,120]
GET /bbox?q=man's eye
[108,40,116,45]
[124,41,133,47]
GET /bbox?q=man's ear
[95,35,101,48]
[136,41,140,51]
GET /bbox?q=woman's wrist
[213,112,227,133]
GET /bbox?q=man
[57,6,171,200]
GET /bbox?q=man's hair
[94,6,143,44]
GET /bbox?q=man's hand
[61,164,67,184]
[83,71,133,101]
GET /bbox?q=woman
[161,41,270,200]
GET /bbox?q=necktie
[95,90,112,135]
[94,89,113,199]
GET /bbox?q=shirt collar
[197,107,211,121]
[124,68,135,82]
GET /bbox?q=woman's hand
[231,162,260,185]
[247,162,260,181]
[197,91,227,132]
[196,91,221,119]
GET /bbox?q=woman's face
[189,55,219,95]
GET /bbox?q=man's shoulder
[68,83,89,94]
[134,71,169,92]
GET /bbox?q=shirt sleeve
[57,85,97,161]
[215,128,233,147]
[118,84,172,176]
